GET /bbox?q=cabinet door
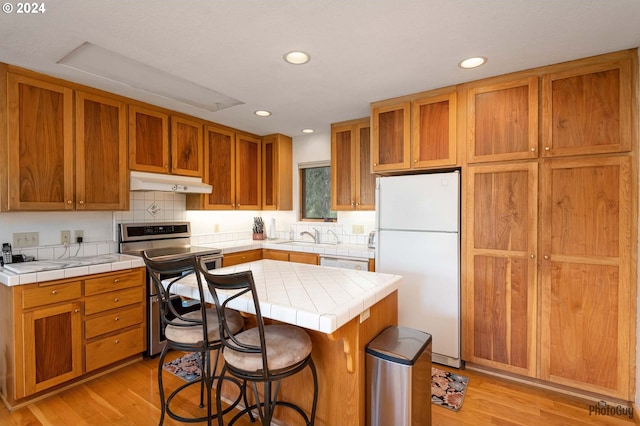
[355,122,375,209]
[203,125,235,209]
[170,115,203,177]
[332,118,374,211]
[235,134,261,210]
[129,105,169,173]
[76,91,128,210]
[541,59,632,157]
[262,134,292,210]
[7,73,74,210]
[412,91,457,168]
[539,156,631,399]
[463,163,538,377]
[331,123,355,210]
[372,102,411,171]
[467,77,538,163]
[22,301,82,396]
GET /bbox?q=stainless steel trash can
[366,326,432,426]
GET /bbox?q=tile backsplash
[0,191,375,261]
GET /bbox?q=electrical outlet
[74,230,84,242]
[61,230,71,246]
[352,225,364,234]
[12,232,40,248]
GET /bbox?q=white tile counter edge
[0,254,145,286]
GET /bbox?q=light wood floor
[1,353,637,425]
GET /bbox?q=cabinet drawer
[22,281,82,309]
[84,269,143,296]
[223,249,263,267]
[85,305,144,339]
[85,287,143,315]
[85,327,144,372]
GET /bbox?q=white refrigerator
[375,171,461,368]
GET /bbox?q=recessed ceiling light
[254,110,271,117]
[459,56,487,69]
[301,128,315,134]
[284,51,311,65]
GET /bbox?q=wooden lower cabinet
[231,249,319,266]
[464,155,634,400]
[22,301,83,396]
[463,163,538,377]
[539,156,632,399]
[1,268,145,408]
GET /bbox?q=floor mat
[431,367,469,411]
[162,353,202,381]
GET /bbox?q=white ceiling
[2,0,640,138]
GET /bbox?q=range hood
[130,171,212,194]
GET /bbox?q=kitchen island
[170,259,401,426]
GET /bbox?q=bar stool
[143,252,245,426]
[197,260,318,426]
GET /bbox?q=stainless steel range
[118,222,222,356]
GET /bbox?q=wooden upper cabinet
[170,116,203,177]
[467,76,539,163]
[262,134,292,210]
[541,58,632,157]
[371,102,411,171]
[331,118,374,210]
[129,105,169,174]
[75,91,128,210]
[235,134,261,210]
[463,163,538,378]
[372,88,456,173]
[6,73,74,211]
[186,127,261,210]
[539,156,632,399]
[188,125,235,210]
[412,91,457,168]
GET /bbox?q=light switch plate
[13,232,39,248]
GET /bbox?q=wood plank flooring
[1,353,637,425]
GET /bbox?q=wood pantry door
[539,156,632,399]
[463,163,538,377]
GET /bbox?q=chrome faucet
[299,229,319,243]
[327,229,341,244]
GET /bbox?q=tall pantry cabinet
[462,50,637,400]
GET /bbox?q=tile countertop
[0,254,145,287]
[0,239,374,287]
[168,259,401,334]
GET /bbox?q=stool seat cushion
[224,324,312,372]
[165,308,244,345]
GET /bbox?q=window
[299,162,337,221]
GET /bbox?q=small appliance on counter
[1,243,36,266]
[2,243,12,265]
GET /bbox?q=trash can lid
[366,326,432,365]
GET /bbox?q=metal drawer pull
[114,298,120,302]
[51,290,57,295]
[115,317,120,321]
[114,278,120,283]
[115,339,120,344]
[74,309,80,313]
